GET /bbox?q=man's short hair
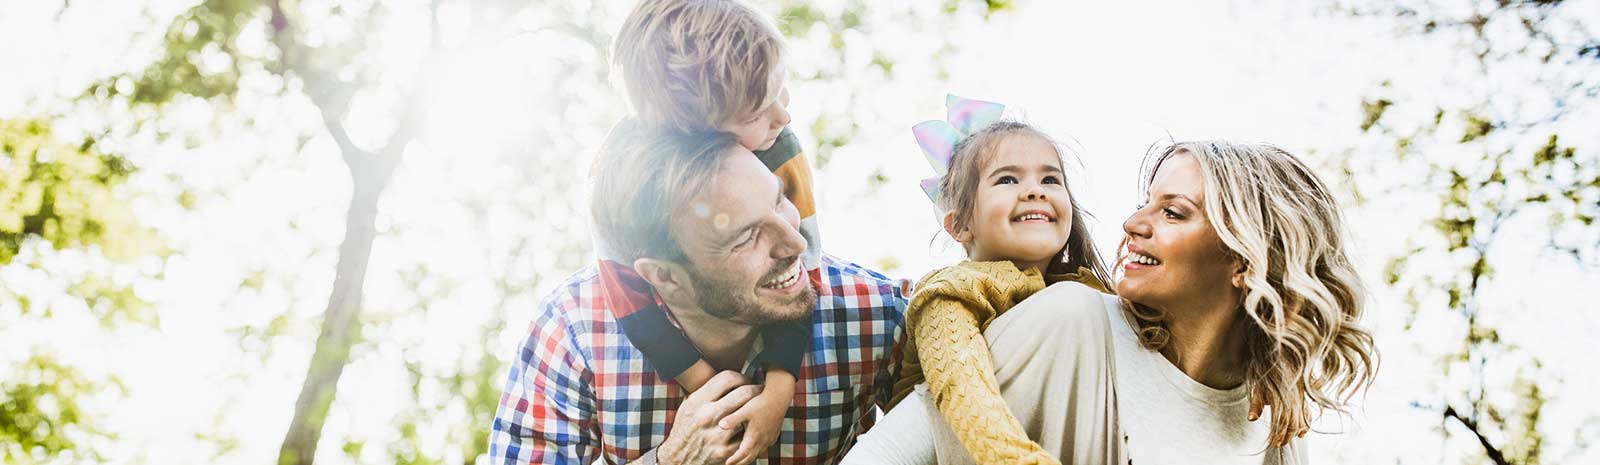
[612,0,786,132]
[591,119,738,263]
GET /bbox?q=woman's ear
[634,258,694,303]
[1230,256,1247,289]
[942,211,973,243]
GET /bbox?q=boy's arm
[720,368,796,465]
[907,262,1058,465]
[754,128,822,268]
[719,321,807,465]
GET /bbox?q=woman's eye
[995,175,1018,185]
[1163,208,1182,219]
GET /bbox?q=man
[488,122,909,465]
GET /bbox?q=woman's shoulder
[985,280,1117,341]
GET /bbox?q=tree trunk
[277,172,388,465]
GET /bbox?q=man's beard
[685,259,816,325]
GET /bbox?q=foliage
[0,114,158,464]
[4,0,1003,464]
[0,355,109,465]
[1,119,151,265]
[1337,0,1599,463]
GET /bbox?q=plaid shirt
[490,255,909,465]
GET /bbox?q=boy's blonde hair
[612,0,787,133]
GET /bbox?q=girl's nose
[1021,184,1044,200]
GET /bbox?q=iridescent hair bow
[913,94,1006,208]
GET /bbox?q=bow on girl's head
[912,94,1006,208]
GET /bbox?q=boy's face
[719,83,791,151]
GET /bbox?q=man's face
[670,147,815,325]
[718,83,791,151]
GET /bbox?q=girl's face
[949,133,1074,273]
[1117,152,1240,311]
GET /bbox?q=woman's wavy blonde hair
[1120,141,1378,447]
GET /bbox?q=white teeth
[762,263,801,289]
[1129,252,1161,266]
[1015,213,1050,222]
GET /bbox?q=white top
[841,283,1304,464]
[1105,292,1303,464]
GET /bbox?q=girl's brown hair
[937,121,1111,284]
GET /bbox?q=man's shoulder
[540,264,600,305]
[531,265,611,332]
[815,255,909,300]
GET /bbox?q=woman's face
[1117,152,1240,311]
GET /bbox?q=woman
[843,141,1379,464]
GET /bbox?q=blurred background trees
[1333,0,1597,463]
[1,0,1003,463]
[2,0,1596,464]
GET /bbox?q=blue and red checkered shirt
[489,255,910,465]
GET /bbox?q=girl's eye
[1042,175,1061,185]
[995,175,1018,185]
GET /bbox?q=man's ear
[634,258,693,303]
[942,211,973,244]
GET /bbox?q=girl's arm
[907,261,1057,465]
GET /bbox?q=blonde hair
[937,121,1112,283]
[590,119,738,263]
[612,0,786,132]
[1120,141,1378,447]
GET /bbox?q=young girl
[889,95,1113,465]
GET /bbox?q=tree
[1,117,160,463]
[1335,0,1599,463]
[8,0,1009,463]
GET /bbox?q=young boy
[600,1,822,464]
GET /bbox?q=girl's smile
[950,133,1074,273]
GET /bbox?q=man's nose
[771,221,807,259]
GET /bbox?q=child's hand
[717,370,795,465]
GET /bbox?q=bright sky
[3,0,1597,464]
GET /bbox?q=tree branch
[1444,405,1512,465]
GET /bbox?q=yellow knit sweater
[890,261,1110,465]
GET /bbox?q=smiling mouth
[1012,212,1055,223]
[760,261,802,289]
[1127,251,1162,266]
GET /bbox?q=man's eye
[738,230,758,247]
[995,175,1018,185]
